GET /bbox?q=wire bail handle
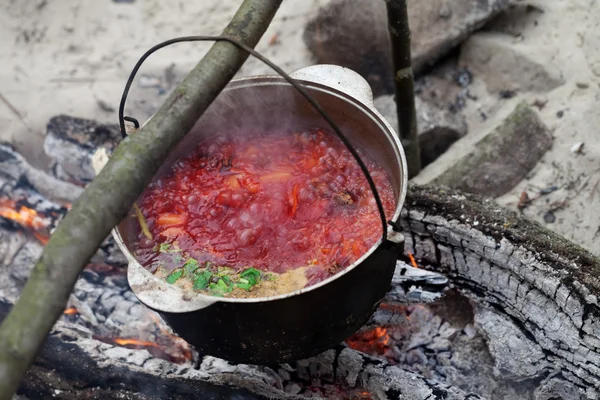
[118,35,396,241]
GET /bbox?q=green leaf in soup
[165,268,183,284]
[236,279,253,290]
[240,267,261,285]
[211,277,234,294]
[183,258,200,276]
[193,270,213,291]
[158,243,171,253]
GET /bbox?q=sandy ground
[414,0,600,255]
[0,0,330,165]
[1,0,599,255]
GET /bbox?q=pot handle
[290,65,375,108]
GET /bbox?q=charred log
[399,184,600,399]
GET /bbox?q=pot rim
[116,68,408,311]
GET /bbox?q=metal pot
[113,65,408,364]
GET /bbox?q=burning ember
[63,307,78,315]
[113,337,160,349]
[345,326,391,356]
[0,198,50,236]
[90,313,193,365]
[407,252,418,269]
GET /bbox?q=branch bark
[386,0,420,178]
[0,0,283,397]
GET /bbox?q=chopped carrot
[321,247,332,255]
[352,241,364,257]
[157,213,186,227]
[289,184,299,217]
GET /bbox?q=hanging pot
[113,65,407,364]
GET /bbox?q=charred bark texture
[400,184,600,398]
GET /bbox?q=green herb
[236,267,262,291]
[165,268,183,284]
[183,258,200,276]
[158,243,171,253]
[240,268,261,285]
[193,270,213,291]
[210,276,234,294]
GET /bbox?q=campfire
[3,116,600,399]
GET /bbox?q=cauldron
[113,65,407,364]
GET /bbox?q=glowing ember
[113,338,160,348]
[0,199,48,230]
[345,326,391,355]
[33,231,50,245]
[0,198,51,243]
[63,307,78,315]
[408,252,419,269]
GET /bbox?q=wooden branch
[400,184,600,396]
[386,0,421,178]
[0,1,283,397]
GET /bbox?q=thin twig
[0,92,31,132]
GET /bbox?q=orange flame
[33,231,50,245]
[114,338,160,348]
[63,307,77,315]
[345,326,391,355]
[0,198,50,243]
[408,253,419,269]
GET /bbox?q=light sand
[414,0,600,255]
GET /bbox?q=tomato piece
[160,227,185,239]
[215,190,246,208]
[157,213,186,227]
[239,175,260,194]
